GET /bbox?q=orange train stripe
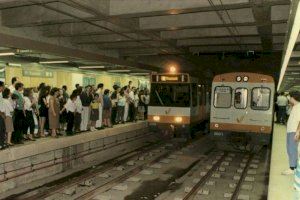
[210,122,272,134]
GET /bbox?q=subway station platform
[0,121,155,198]
[268,124,295,200]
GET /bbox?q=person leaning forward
[282,91,300,176]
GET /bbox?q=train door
[232,87,249,125]
[191,83,198,119]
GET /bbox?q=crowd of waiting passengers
[0,77,150,150]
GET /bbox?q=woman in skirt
[58,89,67,134]
[2,88,15,146]
[90,94,99,131]
[48,88,60,138]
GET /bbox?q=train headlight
[243,76,249,82]
[236,76,242,82]
[214,123,219,128]
[153,116,160,121]
[169,66,177,73]
[175,117,183,123]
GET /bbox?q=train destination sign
[161,76,178,81]
[151,74,189,83]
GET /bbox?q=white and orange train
[210,72,275,149]
[148,72,210,138]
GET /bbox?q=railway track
[10,140,167,200]
[170,150,268,200]
[73,148,173,200]
[181,152,257,200]
[13,134,205,200]
[10,135,269,200]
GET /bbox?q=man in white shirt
[282,91,300,175]
[64,93,77,135]
[80,86,93,131]
[96,83,104,129]
[128,87,135,122]
[8,77,19,94]
[277,92,289,124]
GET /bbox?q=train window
[214,86,232,108]
[149,83,190,107]
[251,87,271,110]
[234,88,248,109]
[192,84,197,107]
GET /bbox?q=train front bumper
[148,122,189,132]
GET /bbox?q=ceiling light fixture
[79,66,105,69]
[168,9,180,15]
[107,70,131,73]
[130,73,150,75]
[7,63,21,67]
[39,60,69,64]
[0,52,15,56]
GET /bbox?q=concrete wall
[0,122,154,196]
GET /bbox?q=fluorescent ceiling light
[79,66,105,69]
[0,52,15,56]
[7,63,21,67]
[39,60,69,64]
[107,70,131,73]
[130,73,150,75]
[291,72,300,75]
[287,77,295,80]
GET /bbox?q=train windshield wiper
[155,90,164,106]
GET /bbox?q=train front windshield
[150,83,190,107]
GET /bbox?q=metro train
[148,71,210,138]
[210,72,275,150]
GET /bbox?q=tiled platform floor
[268,124,296,200]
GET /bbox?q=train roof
[213,72,274,83]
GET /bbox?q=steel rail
[76,150,173,200]
[182,152,228,200]
[230,154,254,200]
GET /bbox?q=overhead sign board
[22,69,53,78]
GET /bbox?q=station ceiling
[0,0,298,88]
[0,0,290,55]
